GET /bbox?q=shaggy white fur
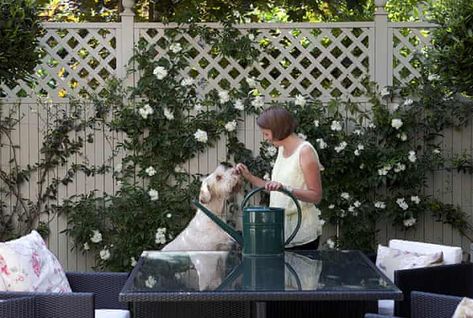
[162,164,241,252]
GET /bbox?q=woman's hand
[235,163,251,179]
[265,181,283,191]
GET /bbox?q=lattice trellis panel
[391,26,433,86]
[136,24,373,102]
[1,25,118,101]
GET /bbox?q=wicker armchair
[393,262,473,317]
[0,272,129,318]
[365,291,464,318]
[0,296,35,318]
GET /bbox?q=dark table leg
[254,302,266,318]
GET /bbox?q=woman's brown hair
[256,107,297,140]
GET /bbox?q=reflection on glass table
[120,250,402,318]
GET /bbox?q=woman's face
[261,128,279,145]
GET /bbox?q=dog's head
[199,164,242,207]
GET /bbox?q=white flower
[428,74,440,81]
[194,129,208,143]
[153,66,168,80]
[354,149,361,156]
[397,132,408,141]
[378,165,392,176]
[295,94,306,107]
[394,163,406,173]
[145,275,157,288]
[218,90,230,103]
[181,77,194,86]
[155,227,167,244]
[330,120,343,131]
[263,173,270,181]
[359,163,365,169]
[368,123,377,129]
[374,201,386,209]
[246,77,257,88]
[234,99,244,111]
[138,104,154,119]
[353,129,363,136]
[319,219,326,226]
[357,144,364,150]
[169,43,182,53]
[403,217,417,227]
[328,204,335,209]
[354,200,361,208]
[298,133,307,140]
[266,146,277,157]
[313,120,319,127]
[174,166,186,173]
[380,87,390,97]
[391,118,403,130]
[341,192,350,200]
[411,196,421,204]
[194,103,203,112]
[166,213,172,218]
[100,249,110,260]
[403,99,414,106]
[248,33,255,41]
[433,149,441,154]
[83,242,90,251]
[90,230,102,243]
[131,257,137,267]
[114,163,122,173]
[225,120,237,132]
[326,238,335,249]
[163,108,174,120]
[251,96,264,109]
[145,166,157,176]
[316,138,327,149]
[408,150,417,163]
[348,206,355,213]
[148,189,159,201]
[334,141,348,153]
[396,198,409,210]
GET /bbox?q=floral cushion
[453,297,473,318]
[375,244,443,282]
[0,230,71,292]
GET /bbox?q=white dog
[162,164,241,252]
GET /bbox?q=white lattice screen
[1,21,434,103]
[390,22,433,86]
[1,23,120,101]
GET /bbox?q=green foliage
[0,0,43,92]
[424,0,473,97]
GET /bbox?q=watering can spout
[192,200,244,246]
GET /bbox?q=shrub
[0,0,43,91]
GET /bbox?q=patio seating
[0,272,130,318]
[365,291,464,318]
[0,295,35,318]
[374,239,463,317]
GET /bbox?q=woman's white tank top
[270,141,323,247]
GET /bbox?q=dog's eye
[216,174,222,181]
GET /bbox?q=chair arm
[0,291,94,318]
[394,263,473,317]
[0,295,34,318]
[66,272,129,309]
[411,291,462,318]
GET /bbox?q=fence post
[374,0,389,89]
[120,0,135,88]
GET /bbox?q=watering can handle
[240,187,302,246]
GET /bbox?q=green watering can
[193,187,302,256]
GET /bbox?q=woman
[236,106,324,250]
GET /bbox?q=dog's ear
[199,180,212,204]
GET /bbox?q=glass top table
[120,250,401,302]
